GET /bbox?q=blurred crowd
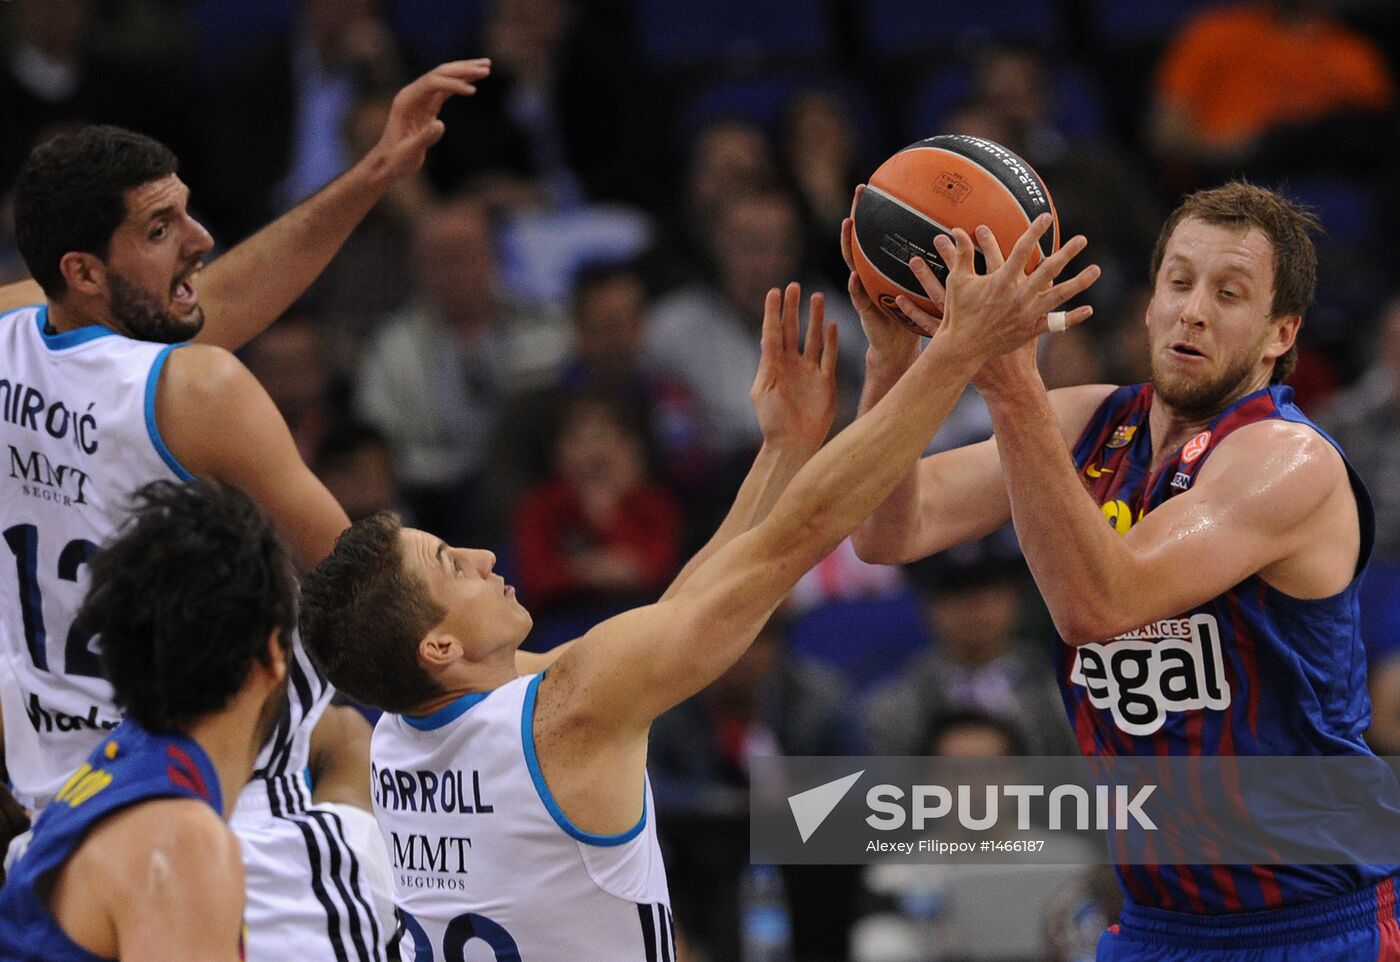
[3,0,1399,959]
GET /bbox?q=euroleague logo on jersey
[1181,431,1211,464]
[1070,614,1231,736]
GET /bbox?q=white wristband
[1047,311,1067,333]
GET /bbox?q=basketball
[851,134,1060,335]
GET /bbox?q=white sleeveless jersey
[0,306,329,808]
[371,673,675,962]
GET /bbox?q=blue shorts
[1098,879,1400,961]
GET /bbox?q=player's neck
[44,299,113,336]
[410,657,517,717]
[184,706,264,820]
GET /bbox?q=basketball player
[847,182,1400,959]
[0,481,295,961]
[0,60,488,961]
[297,231,1097,960]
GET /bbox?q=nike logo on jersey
[1070,614,1231,736]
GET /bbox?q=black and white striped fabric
[234,770,389,962]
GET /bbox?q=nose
[184,216,215,259]
[457,548,496,575]
[1181,283,1209,328]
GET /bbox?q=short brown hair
[1149,182,1321,383]
[299,513,446,713]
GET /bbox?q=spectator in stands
[0,0,183,191]
[203,0,403,240]
[780,88,869,289]
[1149,0,1396,183]
[645,189,866,495]
[242,304,343,466]
[862,531,1078,757]
[1319,296,1400,753]
[313,421,405,523]
[512,395,682,616]
[489,261,712,521]
[649,615,864,962]
[355,196,565,545]
[308,88,431,368]
[947,47,1164,285]
[425,0,644,210]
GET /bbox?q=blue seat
[635,0,834,69]
[186,0,292,74]
[788,595,932,692]
[1084,0,1233,48]
[863,0,1064,58]
[389,0,486,69]
[905,64,1109,142]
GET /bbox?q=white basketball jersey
[371,673,675,962]
[0,306,329,808]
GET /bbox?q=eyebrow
[145,205,176,225]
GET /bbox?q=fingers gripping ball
[851,135,1059,335]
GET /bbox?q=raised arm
[661,281,839,599]
[548,216,1098,733]
[156,345,350,572]
[843,206,1107,564]
[190,60,490,351]
[308,704,374,810]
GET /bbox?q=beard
[107,269,205,344]
[1150,348,1261,421]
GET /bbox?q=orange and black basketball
[851,134,1059,335]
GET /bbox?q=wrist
[350,146,398,195]
[758,436,822,466]
[865,343,917,381]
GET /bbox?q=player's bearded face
[106,265,205,344]
[1150,334,1264,420]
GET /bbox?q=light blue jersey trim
[144,344,196,482]
[403,690,490,731]
[35,307,118,350]
[520,673,648,846]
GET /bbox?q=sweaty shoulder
[50,797,240,956]
[1198,418,1359,596]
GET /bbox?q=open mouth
[171,263,202,307]
[1169,342,1207,359]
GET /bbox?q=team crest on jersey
[1106,424,1137,449]
[1181,431,1212,464]
[1070,614,1231,736]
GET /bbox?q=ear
[57,252,106,298]
[262,628,288,684]
[1265,313,1302,361]
[418,631,462,672]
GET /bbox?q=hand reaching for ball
[750,282,839,455]
[841,186,924,371]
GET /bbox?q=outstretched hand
[911,214,1099,365]
[369,59,492,180]
[751,282,839,454]
[840,185,924,366]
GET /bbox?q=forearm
[851,346,923,563]
[983,378,1126,643]
[193,154,396,351]
[661,440,814,601]
[766,337,979,574]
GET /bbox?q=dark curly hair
[299,512,446,714]
[15,125,178,297]
[76,481,296,732]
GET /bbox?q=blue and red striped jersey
[1058,382,1394,913]
[0,719,227,962]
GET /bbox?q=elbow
[851,528,910,567]
[1051,602,1121,648]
